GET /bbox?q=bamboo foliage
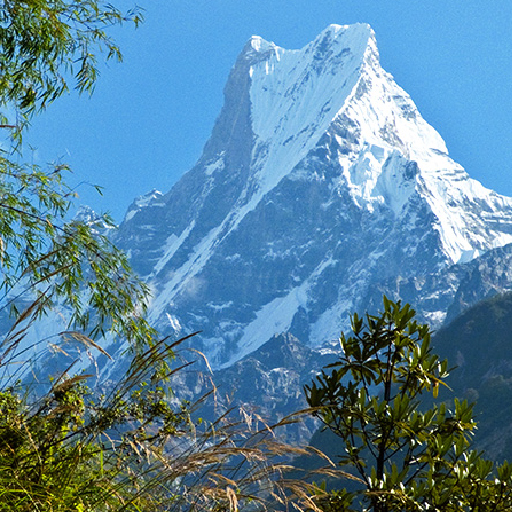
[0,0,154,380]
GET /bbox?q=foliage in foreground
[0,333,330,511]
[305,296,512,511]
[0,0,143,126]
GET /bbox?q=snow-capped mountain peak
[115,25,512,368]
[244,35,279,56]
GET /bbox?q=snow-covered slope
[115,24,512,368]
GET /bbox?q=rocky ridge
[113,24,512,370]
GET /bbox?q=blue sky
[26,0,512,222]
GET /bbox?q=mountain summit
[115,25,512,367]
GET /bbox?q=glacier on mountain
[113,23,512,368]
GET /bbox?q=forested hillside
[433,292,512,462]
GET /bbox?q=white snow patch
[249,35,276,53]
[149,223,226,323]
[207,301,234,312]
[124,189,164,222]
[166,313,182,332]
[423,310,447,326]
[342,146,415,215]
[152,221,196,277]
[124,209,137,222]
[220,257,336,368]
[309,298,354,347]
[134,189,163,208]
[204,154,225,176]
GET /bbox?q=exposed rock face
[114,24,512,369]
[168,332,335,445]
[432,293,512,462]
[363,242,512,328]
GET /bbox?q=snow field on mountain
[151,221,196,277]
[146,26,377,324]
[221,257,336,368]
[114,24,512,369]
[250,24,371,203]
[335,33,512,264]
